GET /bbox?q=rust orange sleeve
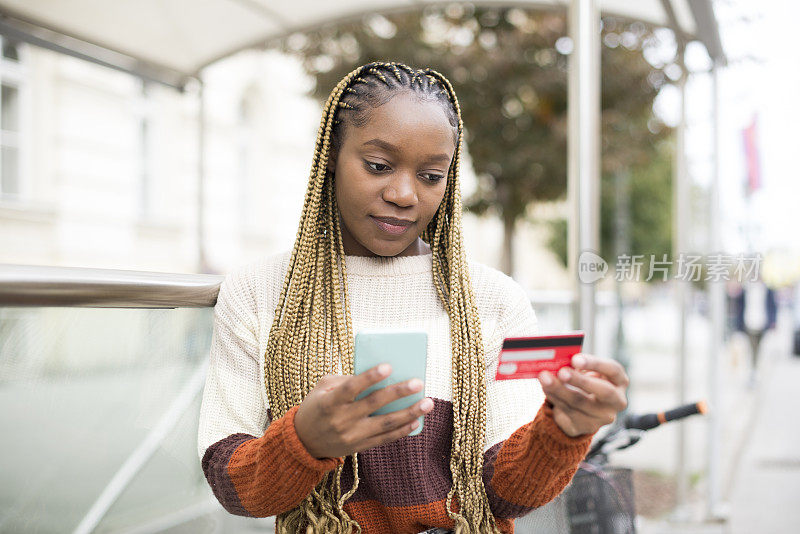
[484,400,596,518]
[202,404,344,517]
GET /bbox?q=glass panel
[0,307,215,533]
[2,83,20,132]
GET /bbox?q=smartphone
[494,331,584,381]
[353,330,428,436]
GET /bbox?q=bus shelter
[0,0,727,530]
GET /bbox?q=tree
[280,6,673,274]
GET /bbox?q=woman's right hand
[293,363,434,459]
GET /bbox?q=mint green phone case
[353,330,428,436]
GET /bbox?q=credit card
[494,332,585,381]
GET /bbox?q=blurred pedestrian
[793,281,800,356]
[736,278,777,386]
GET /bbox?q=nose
[382,170,418,207]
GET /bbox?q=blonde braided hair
[265,61,501,534]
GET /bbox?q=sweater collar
[344,252,433,276]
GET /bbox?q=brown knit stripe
[201,433,256,517]
[340,398,454,506]
[338,397,589,513]
[342,498,516,534]
[491,402,595,509]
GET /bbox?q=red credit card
[494,332,585,381]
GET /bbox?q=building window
[0,37,23,200]
[2,39,19,61]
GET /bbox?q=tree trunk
[500,214,516,276]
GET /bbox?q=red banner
[742,115,761,193]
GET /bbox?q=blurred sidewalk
[727,347,800,533]
[639,333,800,534]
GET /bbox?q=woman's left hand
[538,353,629,438]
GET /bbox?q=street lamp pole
[567,0,601,351]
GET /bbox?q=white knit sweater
[197,249,544,461]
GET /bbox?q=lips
[371,215,414,235]
[372,216,413,226]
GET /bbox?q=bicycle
[516,401,708,534]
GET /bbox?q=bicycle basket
[566,465,636,534]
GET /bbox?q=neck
[396,238,431,257]
[343,235,432,258]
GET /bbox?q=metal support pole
[672,49,690,521]
[197,78,208,273]
[567,0,601,352]
[613,169,631,372]
[706,60,727,521]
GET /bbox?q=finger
[540,376,598,430]
[353,377,425,418]
[361,397,434,439]
[558,367,627,411]
[540,371,604,419]
[315,374,348,392]
[542,369,621,434]
[571,354,630,388]
[330,363,392,404]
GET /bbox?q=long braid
[425,68,499,533]
[266,61,500,533]
[267,64,365,533]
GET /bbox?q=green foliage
[602,140,674,264]
[548,140,673,269]
[547,218,568,267]
[279,6,675,276]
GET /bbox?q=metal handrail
[0,264,223,308]
[0,263,620,310]
[0,263,225,532]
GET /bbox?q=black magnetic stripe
[502,336,584,350]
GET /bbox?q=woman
[198,61,628,534]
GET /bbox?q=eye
[364,160,391,173]
[420,173,445,184]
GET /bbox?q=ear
[327,148,338,174]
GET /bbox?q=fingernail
[378,363,391,376]
[559,367,571,380]
[573,355,586,368]
[540,372,552,385]
[408,378,423,391]
[420,398,433,411]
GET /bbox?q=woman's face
[332,91,456,257]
